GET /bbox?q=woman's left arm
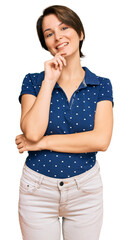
[44,100,113,153]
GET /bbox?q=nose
[54,30,62,41]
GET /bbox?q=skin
[15,14,113,154]
[15,133,44,153]
[42,14,83,57]
[18,14,85,143]
[42,14,85,86]
[15,14,85,151]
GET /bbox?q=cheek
[68,32,80,45]
[69,29,79,39]
[44,38,50,49]
[45,38,55,49]
[46,42,56,56]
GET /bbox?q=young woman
[15,5,114,240]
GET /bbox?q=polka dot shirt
[18,66,114,179]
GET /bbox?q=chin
[60,52,67,56]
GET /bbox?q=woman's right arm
[20,80,54,142]
[20,53,66,142]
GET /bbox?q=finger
[55,54,66,66]
[59,55,66,66]
[55,58,63,71]
[17,142,23,149]
[15,138,22,145]
[15,135,23,143]
[19,146,26,153]
[18,146,24,153]
[52,60,60,70]
[19,149,24,153]
[15,134,23,140]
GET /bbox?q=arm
[21,80,53,142]
[20,54,66,142]
[15,100,113,153]
[44,100,113,153]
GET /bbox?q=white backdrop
[0,0,129,239]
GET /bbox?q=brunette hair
[36,5,85,58]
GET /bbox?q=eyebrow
[43,22,64,33]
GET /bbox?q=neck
[57,51,85,84]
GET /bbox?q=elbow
[99,140,110,152]
[26,134,41,143]
[100,143,109,152]
[25,133,43,143]
[20,123,44,142]
[97,135,111,152]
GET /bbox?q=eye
[61,27,68,31]
[46,32,53,38]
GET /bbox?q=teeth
[57,43,68,49]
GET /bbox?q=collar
[37,66,100,89]
[83,66,100,86]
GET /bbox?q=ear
[80,31,84,41]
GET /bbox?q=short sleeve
[97,78,114,107]
[18,73,37,104]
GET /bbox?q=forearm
[44,130,107,153]
[21,80,53,142]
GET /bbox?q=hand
[44,53,66,85]
[15,134,46,153]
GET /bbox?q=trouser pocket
[80,169,103,194]
[19,172,39,193]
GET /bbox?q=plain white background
[0,0,129,239]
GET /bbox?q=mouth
[56,42,69,50]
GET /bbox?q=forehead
[42,14,62,30]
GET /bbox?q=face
[42,14,83,57]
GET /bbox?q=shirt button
[59,181,64,186]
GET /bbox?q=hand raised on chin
[44,52,67,86]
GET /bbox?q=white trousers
[18,160,103,240]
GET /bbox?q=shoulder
[96,75,114,105]
[19,70,45,103]
[97,75,113,87]
[83,66,113,87]
[84,66,114,105]
[24,70,45,86]
[96,76,113,95]
[95,72,113,92]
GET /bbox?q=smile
[56,42,69,49]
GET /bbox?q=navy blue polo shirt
[18,66,114,179]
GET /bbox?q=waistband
[22,160,100,191]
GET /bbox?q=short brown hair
[36,5,85,58]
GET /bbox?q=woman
[15,5,114,240]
